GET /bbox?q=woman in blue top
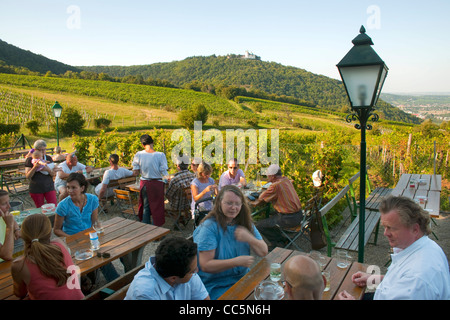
[53,172,119,283]
[193,185,268,300]
[54,173,99,237]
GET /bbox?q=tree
[60,107,85,136]
[25,120,40,135]
[178,104,209,129]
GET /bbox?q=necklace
[74,194,87,213]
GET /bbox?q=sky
[0,0,449,94]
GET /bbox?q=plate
[74,249,94,261]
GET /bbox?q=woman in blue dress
[193,185,268,300]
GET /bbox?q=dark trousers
[256,211,303,247]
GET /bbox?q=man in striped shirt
[252,164,302,250]
[165,155,196,225]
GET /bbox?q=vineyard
[0,73,448,218]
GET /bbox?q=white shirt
[54,161,86,188]
[95,167,134,198]
[132,150,168,180]
[374,236,450,300]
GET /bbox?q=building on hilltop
[227,51,261,60]
[243,50,260,60]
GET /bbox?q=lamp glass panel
[339,65,381,108]
[373,66,388,106]
[53,107,62,118]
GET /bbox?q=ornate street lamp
[337,26,388,263]
[52,101,63,147]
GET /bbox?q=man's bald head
[283,255,325,300]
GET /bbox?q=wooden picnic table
[391,173,441,218]
[0,158,26,170]
[218,247,370,300]
[0,217,170,300]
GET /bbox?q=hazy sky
[1,0,449,94]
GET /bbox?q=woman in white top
[132,134,168,226]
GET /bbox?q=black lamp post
[337,26,388,263]
[52,101,63,147]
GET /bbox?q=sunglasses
[96,251,111,258]
[229,167,238,169]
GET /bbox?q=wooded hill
[0,39,420,124]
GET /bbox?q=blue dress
[193,217,263,300]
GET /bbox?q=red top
[25,241,84,300]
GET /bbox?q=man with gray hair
[338,195,450,300]
[54,153,93,201]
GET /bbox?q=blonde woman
[190,162,217,216]
[11,214,84,300]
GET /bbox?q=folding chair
[98,177,137,216]
[275,192,323,251]
[2,173,33,207]
[193,196,214,230]
[113,188,139,220]
[165,187,192,231]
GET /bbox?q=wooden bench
[334,172,392,254]
[320,169,392,258]
[84,262,145,300]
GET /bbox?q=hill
[0,38,420,124]
[81,55,421,124]
[0,39,80,75]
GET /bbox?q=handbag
[309,206,327,250]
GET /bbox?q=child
[31,150,47,172]
[31,150,55,175]
[0,190,21,262]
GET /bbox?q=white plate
[74,249,94,261]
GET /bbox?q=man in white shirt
[338,195,450,300]
[218,158,246,190]
[54,153,93,201]
[95,154,135,199]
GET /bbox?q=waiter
[132,134,168,226]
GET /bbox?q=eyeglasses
[228,167,238,170]
[96,251,111,258]
[191,163,198,166]
[223,201,242,207]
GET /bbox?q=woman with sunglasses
[193,185,268,300]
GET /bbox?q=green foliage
[0,123,20,135]
[94,118,112,129]
[178,104,209,129]
[60,107,85,136]
[25,120,40,135]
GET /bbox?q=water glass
[93,221,104,234]
[269,263,282,282]
[322,270,330,292]
[336,250,349,269]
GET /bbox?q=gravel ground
[95,202,450,291]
